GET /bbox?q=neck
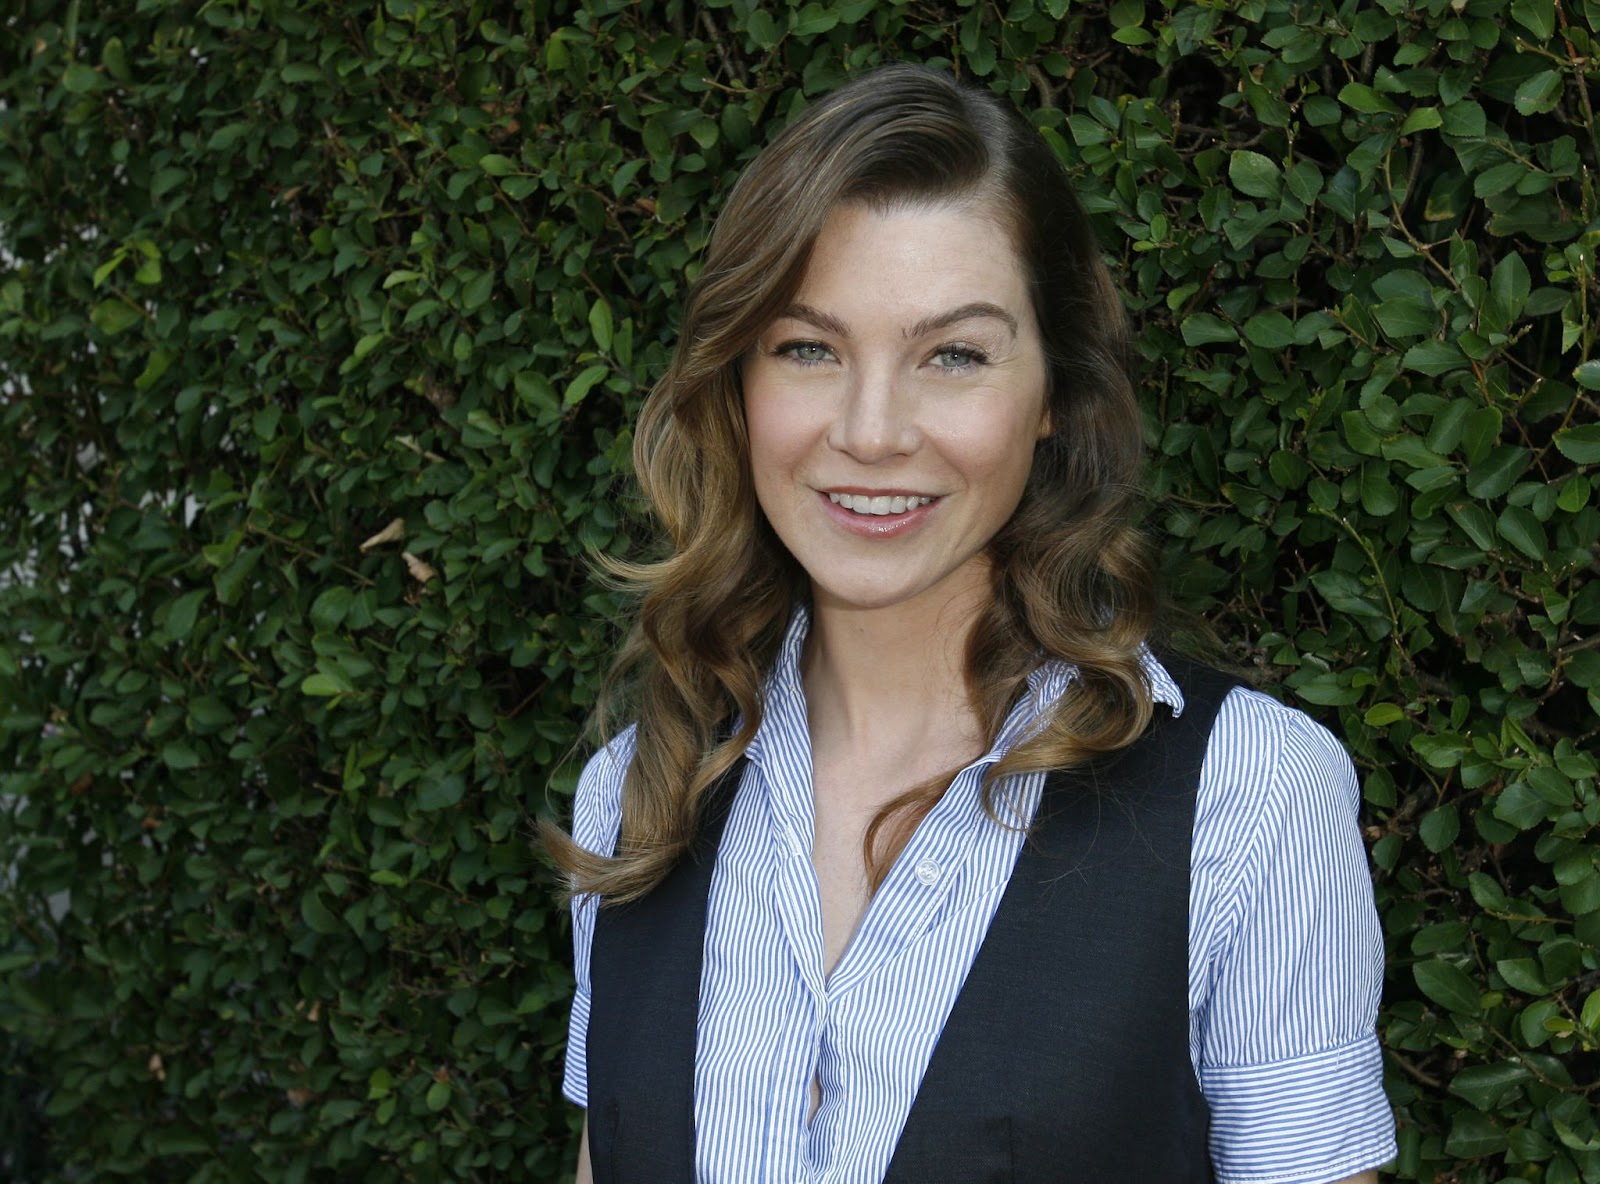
[800,585,989,755]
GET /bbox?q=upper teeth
[828,493,934,516]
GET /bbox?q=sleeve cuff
[1204,1036,1396,1184]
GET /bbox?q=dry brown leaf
[360,517,405,552]
[402,552,438,585]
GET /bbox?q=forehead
[793,200,1029,313]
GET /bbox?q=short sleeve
[1191,688,1396,1184]
[560,727,634,1109]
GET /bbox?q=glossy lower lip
[817,490,939,537]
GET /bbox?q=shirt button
[914,858,941,886]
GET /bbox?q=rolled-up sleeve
[1192,689,1396,1183]
[561,729,633,1108]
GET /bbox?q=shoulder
[1191,683,1365,928]
[569,724,637,860]
[1148,654,1359,815]
[1203,682,1359,814]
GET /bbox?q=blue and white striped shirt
[564,610,1395,1183]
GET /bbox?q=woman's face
[742,200,1050,622]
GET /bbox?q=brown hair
[543,62,1157,903]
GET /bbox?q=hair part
[544,62,1157,904]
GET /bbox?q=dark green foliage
[0,0,1595,1179]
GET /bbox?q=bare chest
[809,776,876,979]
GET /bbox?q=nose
[827,368,919,462]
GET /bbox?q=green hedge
[0,0,1596,1179]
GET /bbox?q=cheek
[744,399,785,480]
[939,406,1045,487]
[745,384,822,469]
[743,394,810,526]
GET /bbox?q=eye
[773,340,836,366]
[930,344,988,371]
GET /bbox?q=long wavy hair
[544,62,1158,904]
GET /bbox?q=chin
[807,573,967,618]
[808,580,923,615]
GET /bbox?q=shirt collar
[742,606,812,768]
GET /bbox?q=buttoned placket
[821,761,990,998]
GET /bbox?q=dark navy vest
[586,662,1235,1183]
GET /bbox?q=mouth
[826,492,937,517]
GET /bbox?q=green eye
[933,346,986,369]
[776,341,833,365]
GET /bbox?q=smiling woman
[543,62,1394,1184]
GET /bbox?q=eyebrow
[775,301,1019,341]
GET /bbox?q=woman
[548,62,1394,1183]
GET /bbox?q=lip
[816,489,940,537]
[823,486,936,498]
